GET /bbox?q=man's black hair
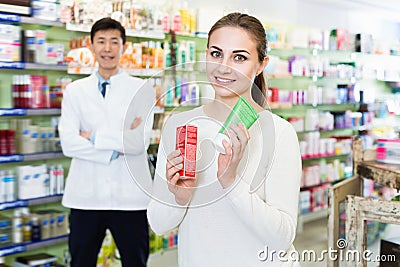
[90,17,126,44]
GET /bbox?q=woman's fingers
[226,124,249,153]
[231,123,249,145]
[169,173,180,186]
[221,138,232,156]
[166,149,183,179]
[166,164,183,180]
[167,149,182,162]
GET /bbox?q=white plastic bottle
[0,170,5,203]
[5,170,16,202]
[56,164,64,194]
[49,165,57,195]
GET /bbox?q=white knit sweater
[148,106,302,266]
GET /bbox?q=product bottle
[358,90,369,128]
[31,216,41,242]
[5,170,16,202]
[49,165,56,195]
[24,75,32,108]
[12,209,23,244]
[0,170,5,203]
[154,41,163,69]
[154,78,164,107]
[163,41,171,69]
[56,164,64,194]
[7,130,16,155]
[12,75,19,108]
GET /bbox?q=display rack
[0,108,61,117]
[66,22,166,39]
[67,66,164,77]
[0,152,65,164]
[0,235,68,257]
[0,195,63,211]
[0,15,69,263]
[328,137,400,267]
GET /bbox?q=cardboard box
[176,125,197,178]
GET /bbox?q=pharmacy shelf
[67,66,163,77]
[163,106,201,113]
[144,105,201,115]
[20,17,64,27]
[296,127,356,135]
[0,108,61,117]
[269,103,359,112]
[0,62,67,71]
[0,13,64,27]
[0,152,65,164]
[66,22,165,39]
[301,177,349,190]
[24,63,68,71]
[301,153,350,162]
[0,195,63,211]
[0,235,68,257]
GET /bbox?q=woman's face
[206,26,264,99]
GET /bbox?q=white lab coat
[59,71,155,210]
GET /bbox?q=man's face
[91,29,126,74]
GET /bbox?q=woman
[148,12,301,266]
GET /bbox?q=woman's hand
[166,149,196,206]
[217,123,250,189]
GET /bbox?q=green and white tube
[214,97,260,154]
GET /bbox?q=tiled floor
[293,217,328,266]
[148,217,330,267]
[149,216,400,266]
[293,217,400,267]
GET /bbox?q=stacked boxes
[0,24,21,62]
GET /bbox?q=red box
[176,125,197,178]
[31,75,50,108]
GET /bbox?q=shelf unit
[66,22,166,39]
[0,235,68,257]
[266,43,400,227]
[67,66,164,77]
[0,152,64,164]
[0,14,71,264]
[328,137,400,267]
[0,195,63,211]
[0,108,61,117]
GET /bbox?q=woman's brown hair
[207,12,268,107]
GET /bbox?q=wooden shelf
[357,160,400,189]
